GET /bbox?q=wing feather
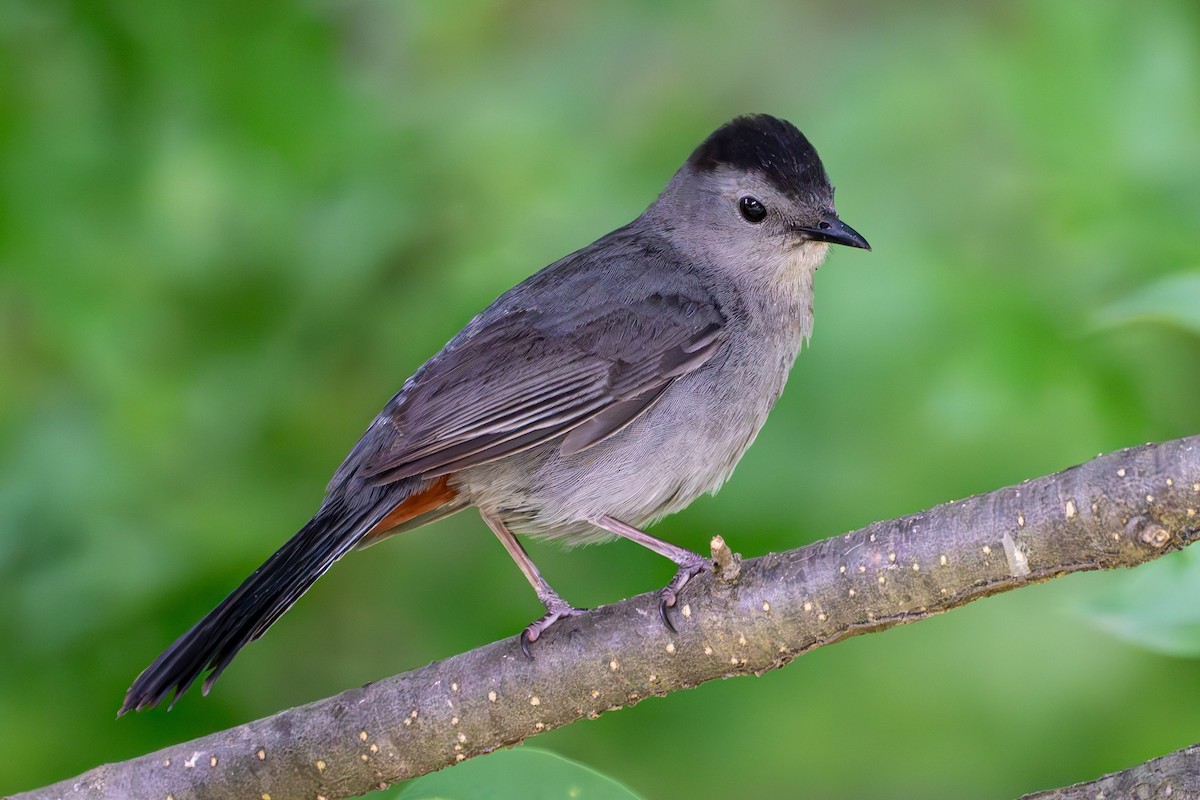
[361,290,727,483]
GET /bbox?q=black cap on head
[687,114,832,202]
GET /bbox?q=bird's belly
[457,338,798,544]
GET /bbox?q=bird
[120,113,869,715]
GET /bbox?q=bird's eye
[738,196,767,223]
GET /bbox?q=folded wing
[361,291,727,483]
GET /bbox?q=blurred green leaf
[1080,547,1200,657]
[1093,271,1200,337]
[3,1,1200,798]
[392,748,644,800]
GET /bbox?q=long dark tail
[119,494,391,715]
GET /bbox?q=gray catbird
[120,114,869,714]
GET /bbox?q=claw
[659,594,678,632]
[518,602,585,657]
[656,557,713,632]
[520,628,535,659]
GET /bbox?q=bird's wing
[359,290,727,483]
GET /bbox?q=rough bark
[13,436,1200,800]
[1020,743,1200,800]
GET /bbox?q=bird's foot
[520,596,586,658]
[658,553,714,631]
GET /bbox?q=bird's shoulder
[432,225,731,371]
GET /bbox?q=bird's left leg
[592,515,712,631]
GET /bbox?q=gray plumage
[121,114,869,714]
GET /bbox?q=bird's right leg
[480,511,584,657]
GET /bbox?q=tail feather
[119,495,389,715]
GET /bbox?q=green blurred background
[3,1,1200,797]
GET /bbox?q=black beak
[797,213,870,251]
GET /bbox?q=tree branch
[1020,743,1200,799]
[15,436,1200,800]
